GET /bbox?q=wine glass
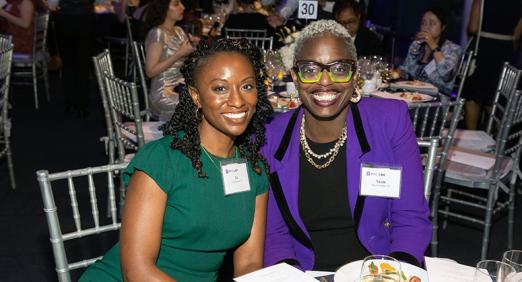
[359,255,401,282]
[474,260,516,282]
[502,250,522,281]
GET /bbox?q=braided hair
[161,38,273,178]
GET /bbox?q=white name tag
[360,164,402,198]
[221,160,251,196]
[423,60,437,76]
[298,0,318,19]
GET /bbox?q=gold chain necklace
[300,115,347,169]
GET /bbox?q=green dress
[79,135,268,282]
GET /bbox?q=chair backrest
[0,44,13,131]
[417,138,440,200]
[93,50,116,162]
[224,28,267,38]
[131,41,150,119]
[33,12,49,58]
[408,98,465,146]
[453,50,474,100]
[0,34,12,50]
[103,72,145,162]
[37,162,128,282]
[241,36,273,51]
[486,62,521,137]
[492,90,522,174]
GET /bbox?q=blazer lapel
[270,109,313,248]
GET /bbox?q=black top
[354,26,384,58]
[299,137,368,271]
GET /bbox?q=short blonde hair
[293,20,357,63]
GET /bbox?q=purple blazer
[262,98,432,270]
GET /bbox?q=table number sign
[298,0,318,20]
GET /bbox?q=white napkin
[234,263,318,282]
[425,257,475,282]
[447,147,495,170]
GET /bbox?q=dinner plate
[371,91,434,103]
[392,80,436,89]
[334,260,428,282]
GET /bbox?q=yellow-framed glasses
[294,59,356,83]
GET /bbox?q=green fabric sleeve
[123,139,173,194]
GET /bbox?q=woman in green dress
[80,38,273,281]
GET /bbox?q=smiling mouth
[310,90,341,106]
[223,112,247,119]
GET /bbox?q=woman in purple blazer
[262,20,432,271]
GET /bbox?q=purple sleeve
[387,101,432,264]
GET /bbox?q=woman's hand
[415,31,438,50]
[177,39,196,58]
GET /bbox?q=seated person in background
[0,0,35,53]
[399,6,462,96]
[333,0,384,58]
[221,0,275,39]
[262,20,431,272]
[144,0,196,121]
[79,38,272,281]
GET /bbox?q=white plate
[334,260,428,282]
[392,80,436,89]
[371,91,434,103]
[278,91,291,98]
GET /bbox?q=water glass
[503,250,522,272]
[474,260,516,282]
[359,255,401,282]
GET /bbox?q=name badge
[360,163,402,198]
[423,60,437,76]
[220,159,251,196]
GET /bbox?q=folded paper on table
[234,263,318,282]
[425,256,475,282]
[447,147,495,170]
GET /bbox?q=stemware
[359,255,401,282]
[474,260,516,282]
[502,250,522,272]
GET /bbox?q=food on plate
[399,92,424,101]
[401,271,422,282]
[403,80,425,86]
[390,69,401,80]
[365,262,422,282]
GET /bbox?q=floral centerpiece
[276,26,300,71]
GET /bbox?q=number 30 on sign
[298,0,318,20]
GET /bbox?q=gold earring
[350,88,362,103]
[195,107,202,121]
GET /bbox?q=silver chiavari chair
[453,50,474,100]
[131,41,150,121]
[37,162,128,282]
[103,73,145,161]
[0,42,15,189]
[12,12,50,109]
[418,138,440,201]
[242,36,273,51]
[0,34,12,49]
[224,28,267,38]
[432,90,522,260]
[93,50,117,164]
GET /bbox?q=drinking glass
[359,255,401,282]
[503,250,522,272]
[474,260,516,282]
